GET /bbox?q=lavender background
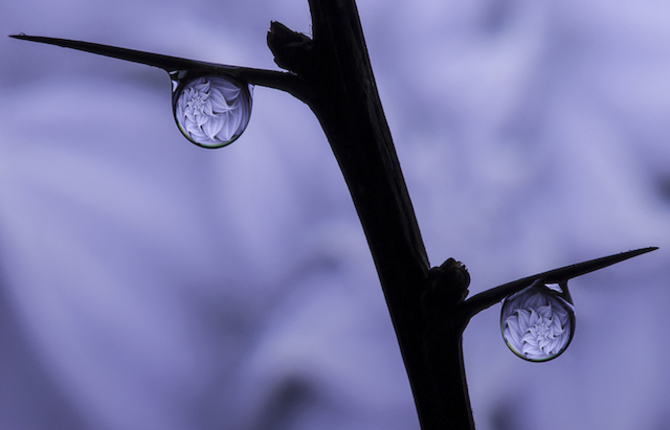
[1,1,669,429]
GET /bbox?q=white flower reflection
[501,285,575,362]
[173,76,252,148]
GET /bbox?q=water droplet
[172,74,252,148]
[500,283,575,362]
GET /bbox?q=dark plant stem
[269,1,475,428]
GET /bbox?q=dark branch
[10,9,660,430]
[270,1,463,428]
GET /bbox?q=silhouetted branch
[9,3,660,429]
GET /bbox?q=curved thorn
[461,246,658,319]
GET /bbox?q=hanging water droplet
[172,74,252,148]
[500,282,575,362]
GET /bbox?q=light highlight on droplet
[172,75,252,148]
[500,284,575,362]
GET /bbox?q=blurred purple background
[1,1,669,429]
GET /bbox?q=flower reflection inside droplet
[501,284,575,362]
[173,75,252,148]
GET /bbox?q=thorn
[462,246,659,318]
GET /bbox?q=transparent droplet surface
[172,75,252,148]
[500,284,575,362]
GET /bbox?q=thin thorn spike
[540,247,658,283]
[9,34,230,73]
[462,247,658,319]
[9,34,308,101]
